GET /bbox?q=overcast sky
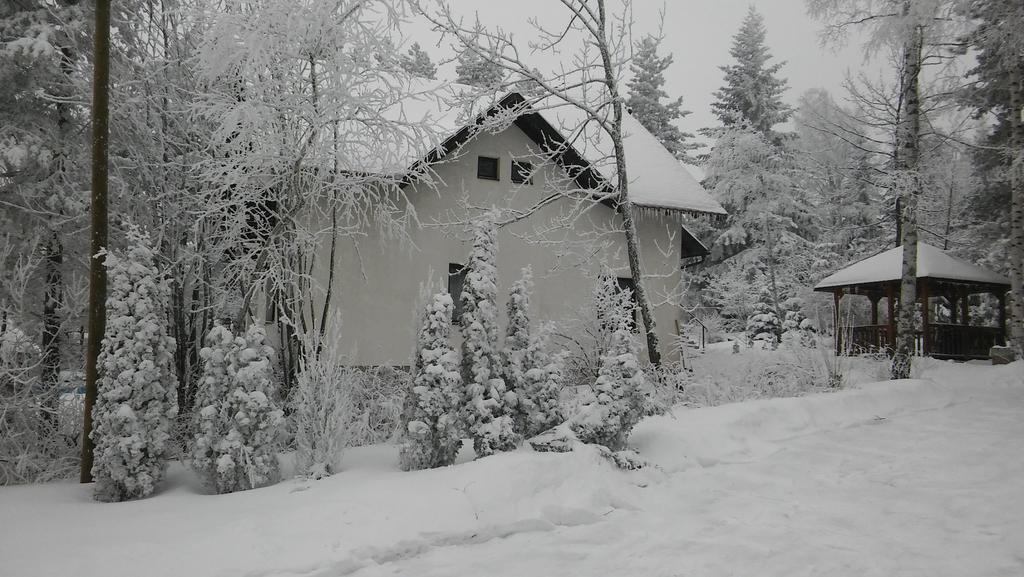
[408,0,885,146]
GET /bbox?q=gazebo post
[868,294,881,350]
[921,279,931,356]
[959,287,970,326]
[833,289,843,356]
[946,289,957,324]
[997,290,1007,346]
[886,282,896,353]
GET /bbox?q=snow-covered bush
[291,329,354,479]
[399,293,463,471]
[192,324,283,494]
[91,227,178,502]
[459,218,518,457]
[347,365,408,446]
[781,298,816,348]
[745,288,781,347]
[518,322,566,438]
[570,301,648,452]
[503,266,532,435]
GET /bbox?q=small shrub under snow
[291,327,355,479]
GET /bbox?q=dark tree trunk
[1007,64,1024,355]
[81,0,111,483]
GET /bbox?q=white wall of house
[300,122,689,366]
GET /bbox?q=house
[288,87,726,366]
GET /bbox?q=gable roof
[813,242,1011,291]
[387,84,725,218]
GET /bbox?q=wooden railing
[847,324,894,354]
[845,323,1001,359]
[926,324,1003,359]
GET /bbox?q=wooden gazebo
[814,242,1011,360]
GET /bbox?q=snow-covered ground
[2,359,1022,577]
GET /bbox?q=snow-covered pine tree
[626,35,698,163]
[503,266,532,434]
[519,322,566,438]
[399,293,463,471]
[571,293,647,452]
[192,325,283,493]
[399,42,437,80]
[455,45,504,88]
[90,226,177,502]
[459,217,518,457]
[781,297,816,347]
[710,6,792,136]
[958,0,1024,354]
[192,322,234,484]
[746,286,782,347]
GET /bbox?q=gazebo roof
[814,242,1011,292]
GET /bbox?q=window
[511,160,534,185]
[448,263,468,322]
[477,156,499,180]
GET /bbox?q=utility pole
[80,0,111,483]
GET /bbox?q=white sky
[406,0,884,147]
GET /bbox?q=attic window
[448,263,467,323]
[477,156,499,181]
[511,161,534,185]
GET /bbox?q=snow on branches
[90,226,177,502]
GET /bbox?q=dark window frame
[511,160,534,185]
[477,156,500,181]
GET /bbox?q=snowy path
[340,371,1024,577]
[2,362,1022,577]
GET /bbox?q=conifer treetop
[626,35,698,163]
[710,6,792,135]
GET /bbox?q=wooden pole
[997,291,1008,346]
[960,287,970,326]
[834,289,842,356]
[81,0,111,484]
[921,279,931,355]
[869,294,881,350]
[886,283,897,353]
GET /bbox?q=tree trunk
[81,0,111,483]
[1007,65,1024,355]
[890,23,922,380]
[763,210,784,338]
[596,0,661,367]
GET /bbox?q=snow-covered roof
[814,243,1011,291]
[376,83,725,217]
[533,104,726,216]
